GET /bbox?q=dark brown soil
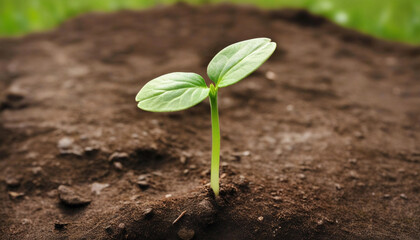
[1,3,420,240]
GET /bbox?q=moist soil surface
[1,4,420,240]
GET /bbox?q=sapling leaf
[207,38,276,88]
[136,72,209,112]
[136,38,276,196]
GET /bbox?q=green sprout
[135,38,276,196]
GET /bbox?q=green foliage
[136,38,277,195]
[207,38,276,88]
[136,72,209,112]
[0,0,419,44]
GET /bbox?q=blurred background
[0,0,419,44]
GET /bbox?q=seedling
[136,38,276,196]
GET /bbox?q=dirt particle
[31,167,43,175]
[143,208,154,219]
[400,194,408,200]
[335,184,343,190]
[113,161,123,170]
[272,196,282,202]
[258,216,264,222]
[297,173,306,180]
[5,175,22,187]
[348,158,357,164]
[177,228,195,240]
[383,194,391,199]
[91,182,109,195]
[57,137,73,149]
[137,180,150,190]
[265,71,277,80]
[108,152,129,162]
[8,191,25,200]
[58,185,91,207]
[118,223,125,230]
[84,146,99,155]
[180,155,187,165]
[348,170,359,179]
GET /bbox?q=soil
[1,3,420,240]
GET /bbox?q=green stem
[209,85,220,196]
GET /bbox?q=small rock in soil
[179,155,187,165]
[258,216,264,222]
[297,173,306,179]
[348,158,357,164]
[108,152,129,162]
[58,185,91,207]
[57,137,74,149]
[177,228,195,240]
[31,166,43,175]
[143,208,154,219]
[272,196,282,202]
[113,161,123,170]
[189,164,197,170]
[335,184,343,190]
[21,218,32,225]
[137,180,150,190]
[84,146,99,155]
[383,194,391,199]
[348,170,359,179]
[400,193,408,200]
[118,223,125,230]
[137,174,149,181]
[91,182,109,195]
[8,191,25,200]
[54,222,68,230]
[5,175,22,187]
[265,71,277,80]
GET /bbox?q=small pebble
[297,173,306,179]
[5,176,21,187]
[265,71,277,80]
[272,196,282,202]
[58,185,91,206]
[335,184,343,190]
[257,216,264,222]
[165,194,172,198]
[108,152,129,162]
[179,155,187,165]
[21,218,32,225]
[400,194,408,200]
[383,194,391,199]
[113,161,123,170]
[143,208,154,219]
[57,137,74,149]
[8,191,24,200]
[138,174,149,181]
[137,180,149,190]
[31,167,43,175]
[348,158,357,164]
[118,223,125,230]
[91,182,109,195]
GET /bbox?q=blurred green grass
[0,0,419,44]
